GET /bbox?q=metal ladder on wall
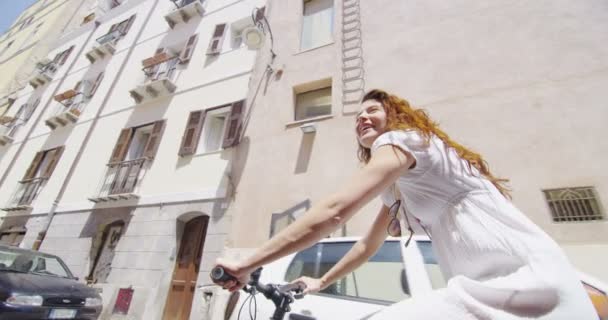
[341,0,365,112]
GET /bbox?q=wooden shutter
[23,151,45,180]
[109,128,133,163]
[59,46,74,65]
[222,100,245,148]
[40,146,65,179]
[179,110,206,156]
[121,15,136,35]
[88,72,104,97]
[207,24,226,55]
[179,34,198,64]
[143,120,166,159]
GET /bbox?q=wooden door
[163,216,208,320]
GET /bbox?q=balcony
[28,62,58,88]
[0,122,19,146]
[129,54,178,104]
[165,0,204,28]
[89,158,149,202]
[85,29,124,63]
[2,177,48,211]
[45,90,86,129]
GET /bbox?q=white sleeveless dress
[369,130,596,319]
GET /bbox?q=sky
[0,0,39,34]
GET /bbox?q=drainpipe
[34,0,162,250]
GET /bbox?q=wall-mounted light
[300,122,317,134]
[242,26,264,50]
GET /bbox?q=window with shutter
[143,120,166,159]
[179,110,205,156]
[40,146,65,178]
[120,15,136,35]
[58,46,75,65]
[23,151,45,181]
[179,34,198,64]
[207,24,226,55]
[109,128,133,163]
[88,72,104,98]
[222,100,245,148]
[24,98,40,121]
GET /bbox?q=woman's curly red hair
[357,89,511,199]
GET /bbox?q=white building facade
[0,0,263,319]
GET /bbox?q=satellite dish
[242,26,264,50]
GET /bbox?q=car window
[416,241,446,289]
[286,241,410,304]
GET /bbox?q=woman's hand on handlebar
[212,258,252,292]
[289,276,325,295]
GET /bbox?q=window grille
[543,187,604,222]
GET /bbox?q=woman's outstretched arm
[291,204,392,294]
[215,145,413,291]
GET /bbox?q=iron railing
[96,29,125,46]
[0,122,20,138]
[49,94,86,118]
[5,177,48,208]
[93,158,149,198]
[143,56,179,83]
[171,0,201,9]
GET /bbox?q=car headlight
[84,297,102,307]
[6,294,43,306]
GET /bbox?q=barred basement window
[543,187,604,222]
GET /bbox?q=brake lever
[278,283,306,299]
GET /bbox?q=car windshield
[0,247,71,278]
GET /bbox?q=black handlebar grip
[210,266,236,282]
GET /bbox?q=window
[301,0,334,51]
[52,46,75,66]
[0,41,14,57]
[285,241,410,304]
[416,241,446,289]
[198,107,229,153]
[295,86,332,121]
[543,187,604,222]
[178,100,245,156]
[126,124,154,160]
[109,120,166,163]
[207,24,227,55]
[22,146,65,181]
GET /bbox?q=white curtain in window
[301,0,334,51]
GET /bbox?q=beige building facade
[225,0,608,287]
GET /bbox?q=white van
[230,236,608,320]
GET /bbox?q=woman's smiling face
[356,99,388,148]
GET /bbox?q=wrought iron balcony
[28,62,58,88]
[0,122,19,146]
[129,55,178,104]
[2,177,48,211]
[165,0,204,28]
[85,29,124,63]
[45,100,85,129]
[89,157,149,202]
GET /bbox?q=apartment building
[0,0,263,319]
[0,0,97,115]
[223,0,608,289]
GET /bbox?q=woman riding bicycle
[212,89,596,319]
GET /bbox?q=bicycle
[211,266,307,320]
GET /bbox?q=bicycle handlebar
[210,266,306,320]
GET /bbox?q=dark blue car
[0,244,102,320]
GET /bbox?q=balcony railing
[89,158,149,202]
[29,62,58,88]
[144,56,179,83]
[2,177,48,211]
[97,29,125,46]
[129,55,178,103]
[166,0,204,28]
